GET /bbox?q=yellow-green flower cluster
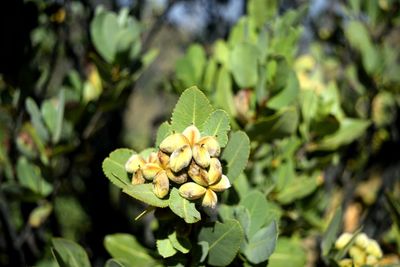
[335,232,383,267]
[124,125,231,208]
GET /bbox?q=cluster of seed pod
[335,232,383,267]
[124,125,231,208]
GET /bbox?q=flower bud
[335,233,353,250]
[355,233,369,249]
[166,168,188,184]
[142,163,163,180]
[208,174,231,192]
[188,161,209,187]
[159,133,189,153]
[182,125,200,146]
[208,158,222,185]
[366,240,383,258]
[198,136,220,157]
[158,150,170,168]
[338,259,353,267]
[192,143,211,168]
[169,144,192,172]
[179,182,206,200]
[202,189,218,208]
[152,170,169,198]
[349,246,366,266]
[131,169,145,185]
[125,154,145,173]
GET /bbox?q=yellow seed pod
[208,158,222,185]
[142,163,163,180]
[202,189,218,208]
[366,255,378,265]
[131,169,145,185]
[169,144,192,172]
[355,233,369,249]
[188,161,209,187]
[208,174,231,192]
[152,170,169,198]
[125,154,145,173]
[198,136,221,157]
[338,258,353,267]
[366,240,383,258]
[158,150,170,169]
[179,182,207,200]
[192,143,211,168]
[349,246,367,266]
[147,152,159,164]
[159,133,189,153]
[182,125,201,146]
[166,168,188,184]
[335,233,353,250]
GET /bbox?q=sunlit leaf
[168,188,201,223]
[201,109,231,147]
[102,148,134,189]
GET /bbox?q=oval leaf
[102,148,134,189]
[168,188,201,223]
[52,238,91,267]
[201,109,231,147]
[123,183,169,208]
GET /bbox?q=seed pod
[159,133,189,153]
[125,154,145,173]
[349,246,367,266]
[202,189,218,208]
[208,175,231,192]
[192,143,211,168]
[335,233,353,250]
[152,170,169,198]
[169,144,192,172]
[131,169,145,185]
[182,125,200,146]
[366,255,378,265]
[338,259,353,267]
[366,240,382,258]
[355,233,369,249]
[166,168,188,184]
[147,152,159,164]
[179,182,206,200]
[188,161,209,187]
[142,163,163,180]
[158,150,170,169]
[208,158,222,185]
[198,136,220,157]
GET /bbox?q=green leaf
[168,231,191,254]
[170,86,213,132]
[276,174,319,204]
[155,121,172,148]
[54,89,65,143]
[26,97,49,142]
[214,66,237,118]
[248,0,277,27]
[203,58,217,92]
[105,259,128,267]
[268,238,306,267]
[230,42,260,88]
[90,9,119,63]
[28,202,53,228]
[267,71,299,109]
[176,44,206,88]
[102,149,134,189]
[104,233,156,267]
[321,207,342,257]
[41,89,65,144]
[156,238,177,258]
[240,190,269,237]
[52,238,91,267]
[243,221,278,264]
[16,157,53,197]
[247,108,299,142]
[221,131,250,183]
[317,118,370,150]
[198,219,244,266]
[201,109,231,147]
[168,188,201,223]
[123,183,169,208]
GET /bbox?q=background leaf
[221,131,250,183]
[321,207,342,257]
[230,42,260,88]
[52,238,91,267]
[156,238,177,258]
[104,234,156,267]
[26,97,49,142]
[201,109,231,147]
[198,219,244,266]
[170,86,213,132]
[268,238,306,267]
